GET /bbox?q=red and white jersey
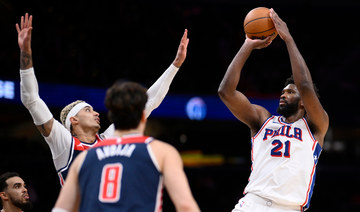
[44,120,114,185]
[244,116,322,211]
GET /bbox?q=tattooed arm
[20,51,33,70]
[16,13,54,136]
[16,13,33,70]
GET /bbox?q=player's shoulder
[149,139,182,171]
[251,105,272,126]
[149,139,180,158]
[150,139,175,150]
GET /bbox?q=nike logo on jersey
[263,125,303,142]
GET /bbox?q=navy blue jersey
[78,135,163,212]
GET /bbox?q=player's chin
[94,124,101,130]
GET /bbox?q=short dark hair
[284,75,320,98]
[0,172,20,206]
[105,81,148,130]
[0,172,20,192]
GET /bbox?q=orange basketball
[244,7,277,40]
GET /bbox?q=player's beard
[10,195,33,210]
[276,100,299,118]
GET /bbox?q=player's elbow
[20,86,39,109]
[20,92,37,109]
[218,86,232,103]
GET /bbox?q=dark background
[1,0,360,211]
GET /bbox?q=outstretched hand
[172,29,189,68]
[16,13,33,52]
[270,8,292,42]
[245,35,273,50]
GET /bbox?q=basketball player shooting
[218,8,329,212]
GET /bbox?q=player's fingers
[270,8,278,17]
[270,9,281,24]
[271,9,285,26]
[265,40,272,47]
[20,16,24,29]
[16,23,20,33]
[180,41,188,51]
[181,29,188,43]
[179,40,189,52]
[269,8,274,18]
[264,36,272,42]
[29,15,33,27]
[24,13,29,27]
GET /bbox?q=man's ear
[0,192,8,201]
[70,116,79,125]
[299,99,305,109]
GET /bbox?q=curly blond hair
[60,100,85,127]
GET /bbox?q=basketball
[244,7,277,40]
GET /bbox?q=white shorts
[232,193,301,212]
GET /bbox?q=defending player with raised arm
[218,8,328,212]
[52,81,200,212]
[16,13,190,186]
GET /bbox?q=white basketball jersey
[244,116,322,211]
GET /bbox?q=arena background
[1,0,359,211]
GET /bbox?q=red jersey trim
[94,135,152,148]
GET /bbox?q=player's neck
[114,130,143,137]
[281,108,305,123]
[73,133,97,144]
[114,122,145,138]
[281,114,303,123]
[114,129,143,138]
[72,126,99,144]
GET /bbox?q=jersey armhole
[253,115,275,139]
[147,145,161,172]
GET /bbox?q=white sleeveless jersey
[244,116,322,211]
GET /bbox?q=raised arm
[16,13,33,70]
[16,13,54,137]
[270,9,329,145]
[145,29,189,118]
[218,37,272,134]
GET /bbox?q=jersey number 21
[271,140,291,158]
